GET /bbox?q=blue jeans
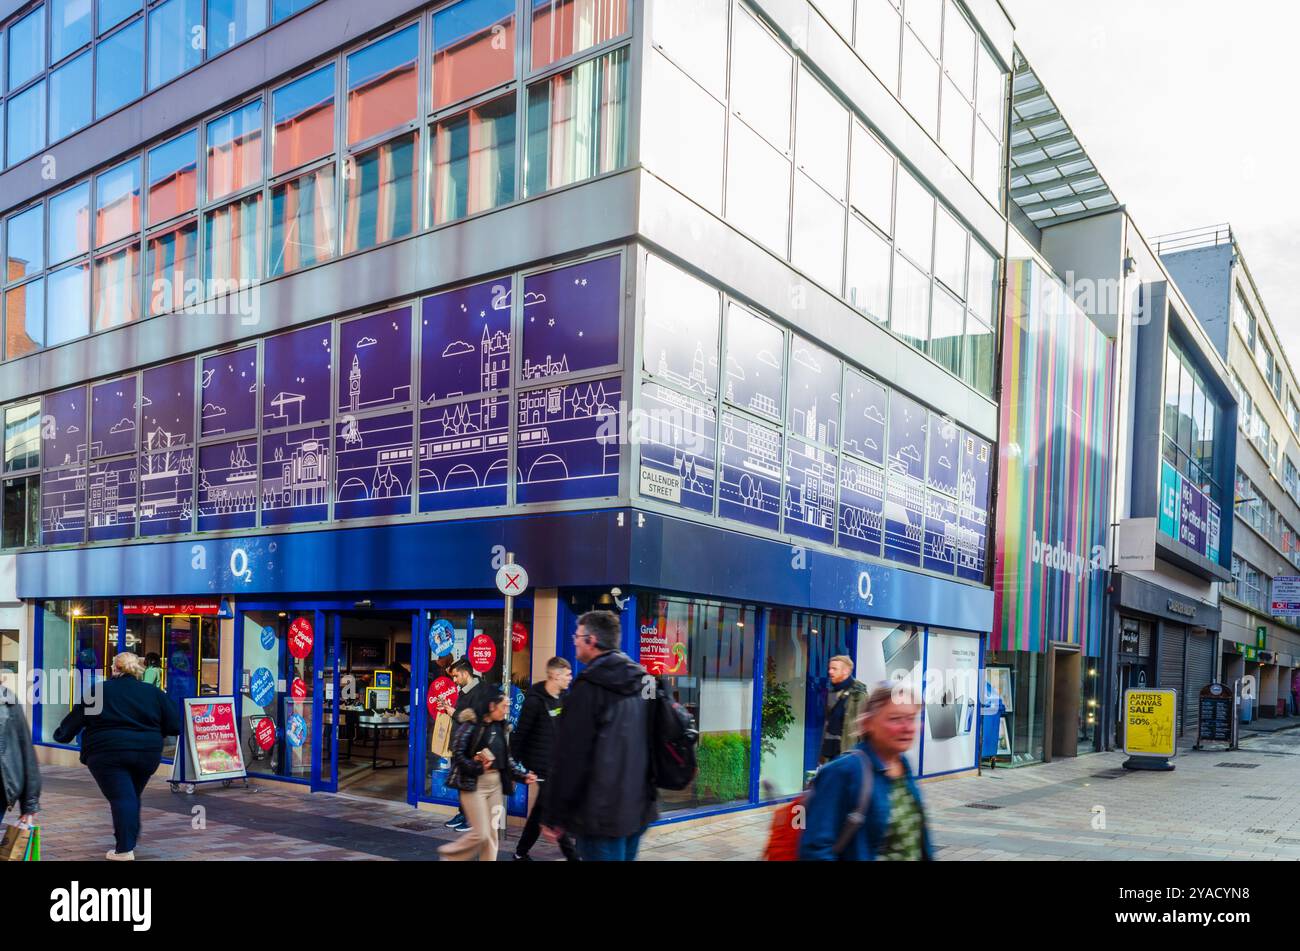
[576,828,646,862]
[86,750,161,854]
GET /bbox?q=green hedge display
[696,731,751,802]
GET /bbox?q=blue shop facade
[11,243,997,819]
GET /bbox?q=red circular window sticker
[290,677,308,700]
[288,617,314,659]
[255,718,277,751]
[428,676,459,717]
[511,621,529,653]
[468,634,497,673]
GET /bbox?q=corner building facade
[0,0,1013,818]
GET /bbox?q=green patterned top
[877,777,925,861]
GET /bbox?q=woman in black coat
[55,652,182,861]
[437,685,535,861]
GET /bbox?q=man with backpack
[542,611,659,861]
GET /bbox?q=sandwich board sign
[1122,687,1177,771]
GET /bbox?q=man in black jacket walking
[511,656,576,861]
[0,684,40,830]
[543,611,657,861]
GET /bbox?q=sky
[1004,0,1300,359]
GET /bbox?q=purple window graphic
[925,412,960,497]
[788,336,841,447]
[642,256,720,400]
[42,387,87,469]
[842,370,886,465]
[422,279,512,403]
[838,456,884,557]
[784,437,837,544]
[262,425,330,525]
[516,377,621,503]
[521,256,621,382]
[202,347,258,437]
[418,396,509,512]
[335,412,414,520]
[138,447,193,536]
[723,305,783,421]
[923,490,958,575]
[264,324,332,430]
[90,377,137,459]
[338,307,413,413]
[718,411,781,530]
[883,472,924,567]
[141,358,195,451]
[199,439,258,531]
[41,466,86,544]
[87,457,137,541]
[638,382,716,514]
[887,392,925,481]
[957,432,991,582]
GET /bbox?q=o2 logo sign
[857,571,876,607]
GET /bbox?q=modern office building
[1,0,1014,817]
[1161,225,1300,719]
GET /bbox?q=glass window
[46,261,90,344]
[531,0,628,71]
[788,335,841,445]
[52,0,93,62]
[812,0,854,35]
[791,172,845,294]
[933,207,967,296]
[648,0,727,101]
[724,115,791,257]
[724,303,784,419]
[7,81,46,166]
[49,182,91,264]
[98,0,140,34]
[431,92,516,225]
[901,28,939,135]
[967,241,996,320]
[6,205,44,282]
[894,167,933,270]
[269,163,336,276]
[974,123,1001,203]
[95,17,143,118]
[8,7,44,90]
[846,216,891,323]
[145,218,197,315]
[92,241,140,329]
[207,99,263,201]
[856,0,900,92]
[204,193,263,284]
[95,157,142,248]
[962,314,993,396]
[939,80,973,172]
[942,0,975,98]
[3,279,45,357]
[207,0,267,56]
[890,252,929,351]
[904,0,942,55]
[272,64,335,177]
[1177,359,1193,455]
[524,46,628,195]
[977,44,1004,135]
[929,286,963,375]
[850,122,893,234]
[49,51,93,141]
[641,48,725,215]
[641,253,721,396]
[1234,289,1256,348]
[4,402,41,471]
[147,129,198,226]
[795,68,848,199]
[148,0,202,89]
[432,0,515,111]
[1163,347,1180,438]
[2,475,40,550]
[730,7,792,152]
[342,130,418,253]
[272,0,316,20]
[346,24,419,147]
[520,254,621,379]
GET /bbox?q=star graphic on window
[548,319,555,327]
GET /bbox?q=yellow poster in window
[1123,688,1178,758]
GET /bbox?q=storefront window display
[983,650,1045,765]
[38,599,119,743]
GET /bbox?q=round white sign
[495,564,529,596]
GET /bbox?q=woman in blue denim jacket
[799,683,934,861]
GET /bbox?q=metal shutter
[1158,623,1187,736]
[1183,630,1216,734]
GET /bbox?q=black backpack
[650,677,699,791]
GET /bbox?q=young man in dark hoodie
[543,611,657,861]
[511,656,576,861]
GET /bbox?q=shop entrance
[1043,643,1080,761]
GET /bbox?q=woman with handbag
[438,684,536,861]
[0,682,40,846]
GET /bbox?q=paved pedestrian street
[17,727,1300,861]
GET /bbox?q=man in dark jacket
[0,684,40,828]
[543,611,657,861]
[512,656,576,861]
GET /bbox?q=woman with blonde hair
[54,651,183,860]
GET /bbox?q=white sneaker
[106,850,135,861]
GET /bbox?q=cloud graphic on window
[203,403,227,417]
[938,455,952,470]
[442,340,475,357]
[865,406,886,424]
[109,418,135,434]
[65,425,80,433]
[756,350,781,370]
[899,444,921,462]
[791,347,822,372]
[523,291,548,307]
[136,395,154,407]
[355,336,378,348]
